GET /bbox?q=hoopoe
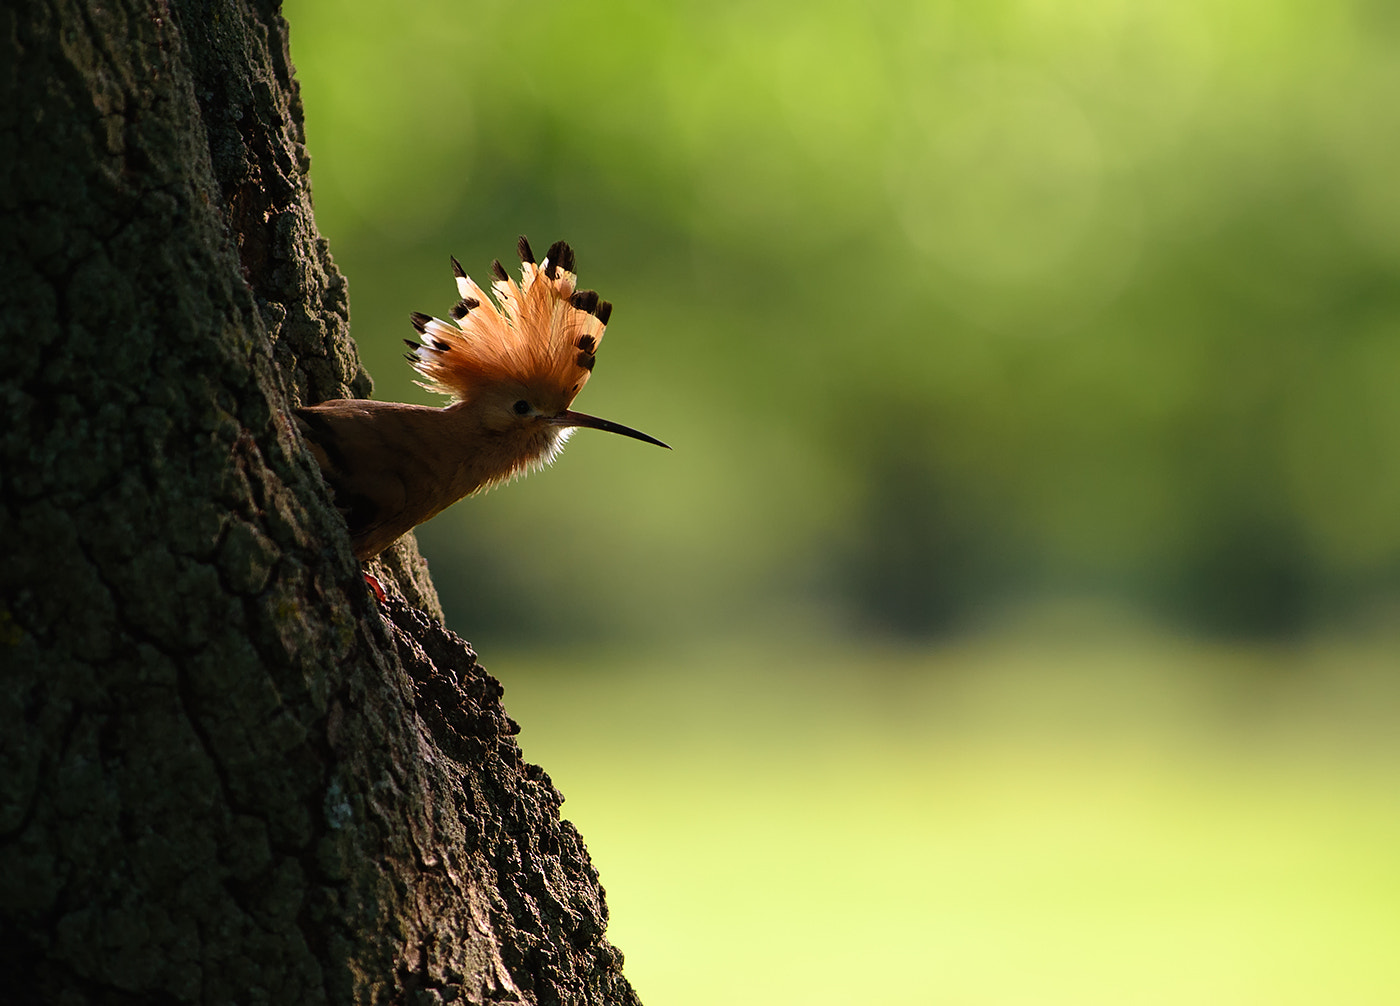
[296,237,668,563]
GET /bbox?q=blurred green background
[284,0,1400,1001]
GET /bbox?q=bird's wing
[295,403,414,558]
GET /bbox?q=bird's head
[405,237,669,453]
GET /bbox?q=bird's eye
[513,400,531,415]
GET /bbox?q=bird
[296,236,669,563]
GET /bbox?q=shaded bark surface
[0,1,639,1003]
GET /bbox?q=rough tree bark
[0,2,640,1003]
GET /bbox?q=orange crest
[405,237,611,404]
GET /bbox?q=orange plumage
[296,237,668,561]
[408,236,605,404]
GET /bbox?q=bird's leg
[363,571,388,605]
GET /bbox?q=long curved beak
[550,410,671,449]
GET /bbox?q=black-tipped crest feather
[543,240,574,279]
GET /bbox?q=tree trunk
[0,2,639,1003]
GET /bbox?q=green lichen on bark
[0,2,639,1003]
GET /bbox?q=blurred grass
[504,624,1400,1004]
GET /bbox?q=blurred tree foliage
[286,0,1400,645]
